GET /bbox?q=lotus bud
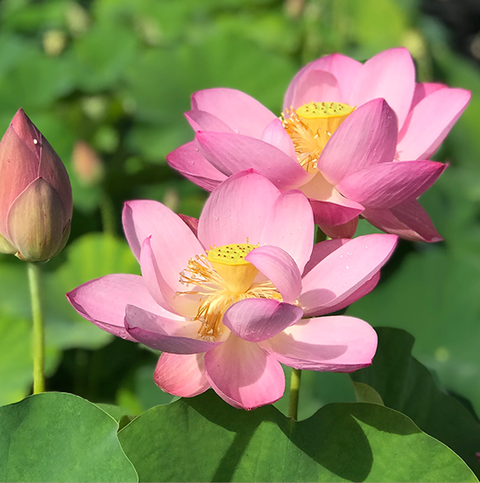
[0,109,73,262]
[72,140,104,186]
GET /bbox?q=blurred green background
[1,0,480,421]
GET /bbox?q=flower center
[282,101,354,173]
[178,243,282,340]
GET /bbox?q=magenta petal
[204,334,285,410]
[66,274,163,341]
[397,87,471,161]
[223,299,303,342]
[124,305,223,354]
[363,199,442,242]
[123,199,203,292]
[337,160,446,209]
[185,110,234,133]
[195,131,310,190]
[309,197,364,226]
[178,214,199,237]
[261,315,377,372]
[299,234,398,316]
[318,99,398,185]
[191,88,277,138]
[411,82,447,109]
[166,141,226,192]
[349,47,415,129]
[285,69,342,110]
[259,190,314,273]
[284,53,362,110]
[246,245,302,303]
[302,239,348,276]
[154,352,209,397]
[318,217,358,239]
[197,170,280,248]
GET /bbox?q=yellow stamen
[178,243,282,341]
[282,101,354,173]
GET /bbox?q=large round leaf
[351,327,480,477]
[0,392,137,482]
[118,390,476,482]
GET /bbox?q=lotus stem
[289,368,302,420]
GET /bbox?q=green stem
[28,262,45,394]
[100,193,116,236]
[288,368,302,420]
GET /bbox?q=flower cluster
[68,47,469,410]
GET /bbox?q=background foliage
[1,0,480,480]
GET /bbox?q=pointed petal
[122,200,203,293]
[197,170,280,248]
[397,88,471,161]
[246,245,302,303]
[7,177,66,262]
[337,161,447,208]
[284,53,362,110]
[261,315,377,372]
[259,190,314,273]
[204,334,285,410]
[318,217,358,239]
[310,196,364,226]
[337,160,446,209]
[284,70,342,110]
[318,99,398,185]
[299,234,398,316]
[223,299,303,342]
[154,353,209,397]
[191,88,277,138]
[185,110,234,133]
[363,199,442,242]
[349,47,415,129]
[195,131,310,190]
[125,305,224,354]
[66,274,163,341]
[166,141,226,192]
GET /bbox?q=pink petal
[337,160,446,209]
[299,234,398,316]
[140,237,200,317]
[349,47,415,129]
[318,217,358,239]
[411,82,447,109]
[185,110,234,133]
[154,352,209,397]
[246,245,302,303]
[195,131,310,190]
[318,99,398,185]
[313,272,380,316]
[197,170,280,248]
[166,141,226,192]
[223,299,303,342]
[178,214,199,237]
[284,70,342,110]
[397,87,471,161]
[363,199,442,242]
[261,315,377,372]
[259,190,314,273]
[66,274,163,341]
[124,305,224,354]
[284,53,362,110]
[204,334,285,410]
[261,118,297,159]
[191,88,277,138]
[123,199,203,292]
[302,239,348,277]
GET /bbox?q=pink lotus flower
[67,170,397,410]
[167,47,470,241]
[0,109,72,262]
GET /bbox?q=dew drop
[33,139,38,145]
